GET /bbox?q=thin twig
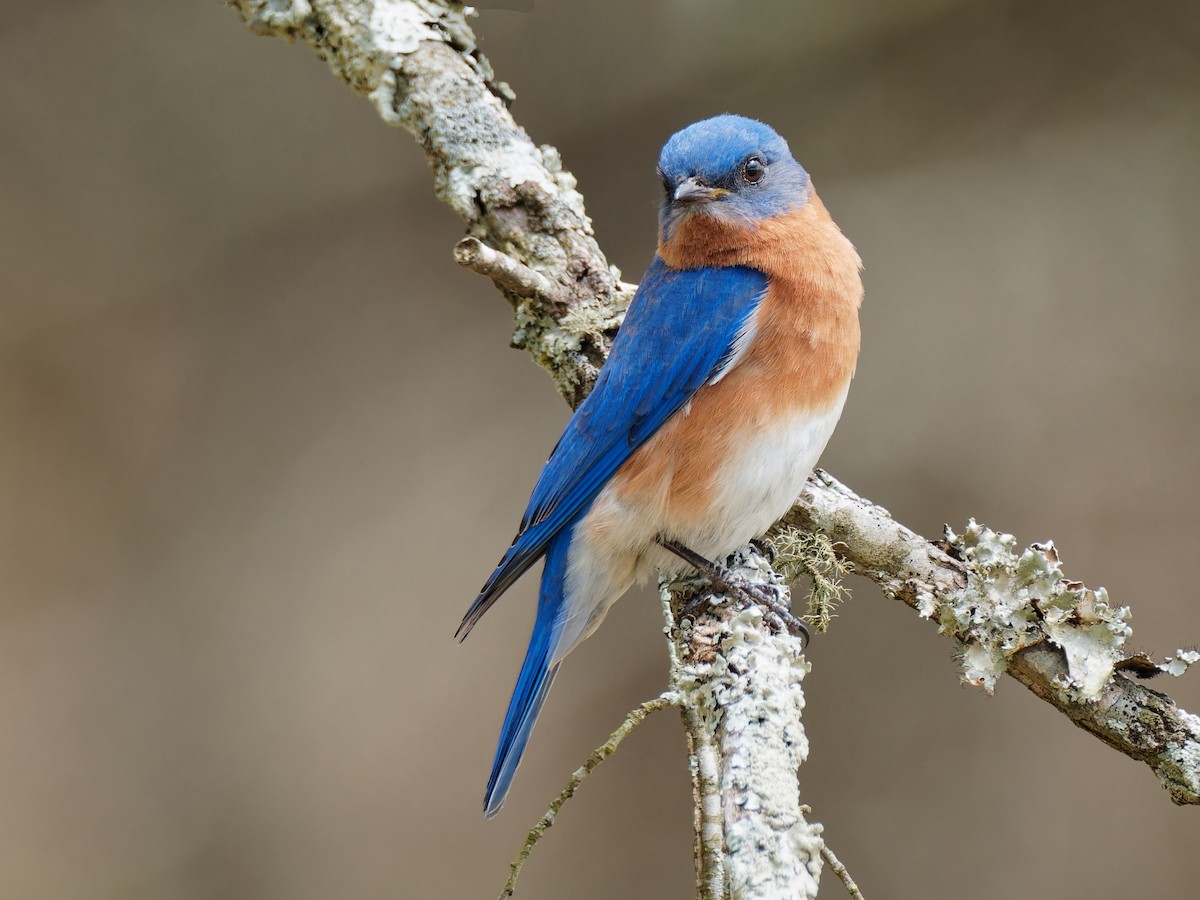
[454,237,564,307]
[498,694,676,899]
[821,844,865,900]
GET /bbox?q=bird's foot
[748,536,776,563]
[698,566,810,648]
[660,539,809,648]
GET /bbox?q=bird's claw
[737,580,811,648]
[681,565,810,649]
[659,536,810,648]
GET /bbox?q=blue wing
[456,256,768,638]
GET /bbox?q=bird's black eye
[742,157,765,185]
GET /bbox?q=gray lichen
[928,520,1131,699]
[1162,649,1200,677]
[1156,709,1200,804]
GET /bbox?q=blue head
[657,115,809,241]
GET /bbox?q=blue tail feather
[483,654,560,818]
[482,530,573,818]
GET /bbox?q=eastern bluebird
[458,115,863,817]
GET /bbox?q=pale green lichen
[768,525,853,633]
[559,300,623,340]
[511,301,589,398]
[539,145,591,223]
[938,520,1131,699]
[511,289,623,403]
[239,0,312,32]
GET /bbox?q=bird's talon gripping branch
[749,536,777,563]
[659,537,812,647]
[742,581,811,646]
[678,591,716,623]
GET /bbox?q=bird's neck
[657,188,863,315]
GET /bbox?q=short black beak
[673,176,719,203]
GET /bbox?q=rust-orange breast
[612,187,863,525]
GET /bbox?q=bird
[457,114,863,818]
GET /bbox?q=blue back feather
[457,257,768,639]
[473,258,768,815]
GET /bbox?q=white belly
[669,390,849,562]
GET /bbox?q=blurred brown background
[2,1,1199,897]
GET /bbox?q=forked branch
[226,8,1199,900]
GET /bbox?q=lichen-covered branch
[784,471,1200,806]
[661,586,728,899]
[228,0,634,406]
[226,3,824,894]
[668,548,824,899]
[227,6,1199,900]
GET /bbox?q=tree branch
[228,0,634,407]
[667,549,823,900]
[784,472,1200,806]
[454,237,564,307]
[819,842,865,900]
[226,3,1199,897]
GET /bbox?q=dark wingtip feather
[456,536,546,641]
